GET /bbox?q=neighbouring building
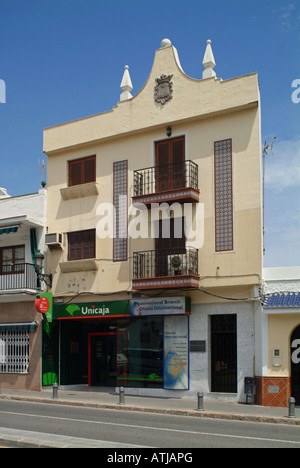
[43,39,263,400]
[255,266,300,407]
[0,187,47,390]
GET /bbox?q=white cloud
[264,138,300,190]
[274,3,298,32]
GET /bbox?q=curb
[0,394,299,426]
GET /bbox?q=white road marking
[0,410,299,445]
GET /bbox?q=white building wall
[190,301,256,402]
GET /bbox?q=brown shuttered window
[113,160,128,262]
[69,155,96,186]
[68,229,95,261]
[214,139,233,252]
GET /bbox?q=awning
[0,322,37,332]
[0,226,19,235]
[263,292,300,309]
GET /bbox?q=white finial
[161,38,172,48]
[0,187,10,199]
[120,65,133,101]
[202,39,216,79]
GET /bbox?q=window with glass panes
[0,245,25,274]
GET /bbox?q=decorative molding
[132,275,200,290]
[154,74,173,105]
[132,188,200,205]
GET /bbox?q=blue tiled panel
[264,292,300,308]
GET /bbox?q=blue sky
[0,0,299,267]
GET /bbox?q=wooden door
[155,137,185,193]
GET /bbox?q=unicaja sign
[0,79,6,103]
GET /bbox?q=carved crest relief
[154,74,173,104]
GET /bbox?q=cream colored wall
[268,314,300,376]
[45,43,262,300]
[44,46,260,154]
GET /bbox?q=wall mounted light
[166,126,172,137]
[33,250,52,289]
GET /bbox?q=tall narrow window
[155,136,185,192]
[69,155,96,186]
[214,139,233,252]
[113,160,128,262]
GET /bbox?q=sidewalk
[0,386,299,425]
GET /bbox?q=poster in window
[164,316,189,390]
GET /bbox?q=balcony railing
[133,160,199,204]
[133,247,199,280]
[0,263,39,291]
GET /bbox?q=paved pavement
[0,386,299,426]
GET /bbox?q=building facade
[44,39,263,400]
[0,188,47,390]
[255,267,300,407]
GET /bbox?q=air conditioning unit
[168,254,182,276]
[45,233,63,248]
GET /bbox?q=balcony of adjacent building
[132,247,200,290]
[0,263,40,297]
[132,160,200,207]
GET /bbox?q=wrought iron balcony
[132,247,200,290]
[133,160,199,206]
[0,263,39,291]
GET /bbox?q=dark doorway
[211,314,237,393]
[88,333,117,386]
[291,325,300,406]
[155,217,185,277]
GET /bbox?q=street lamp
[33,250,52,289]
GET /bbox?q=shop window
[118,317,164,388]
[68,229,95,261]
[68,155,96,187]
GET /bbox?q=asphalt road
[0,399,299,449]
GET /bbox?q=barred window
[214,139,233,252]
[0,330,30,374]
[113,160,128,262]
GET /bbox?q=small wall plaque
[190,340,206,353]
[268,385,279,393]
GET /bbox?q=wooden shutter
[69,161,82,186]
[68,230,95,260]
[84,157,96,184]
[155,137,185,192]
[69,155,96,186]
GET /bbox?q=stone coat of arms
[154,74,173,104]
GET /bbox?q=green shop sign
[53,300,130,320]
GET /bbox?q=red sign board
[35,296,50,314]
